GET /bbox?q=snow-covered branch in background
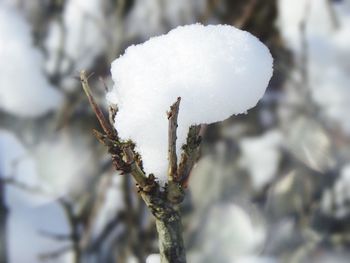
[0,2,63,118]
[278,0,350,134]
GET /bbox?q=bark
[155,211,186,263]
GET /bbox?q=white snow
[0,129,50,206]
[321,164,350,218]
[237,256,277,263]
[0,2,63,117]
[0,130,26,178]
[45,0,108,74]
[125,0,206,40]
[278,0,350,134]
[146,254,161,263]
[0,130,71,263]
[33,131,96,198]
[200,204,266,260]
[240,130,282,191]
[91,175,124,241]
[108,24,273,178]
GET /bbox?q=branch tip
[167,97,181,181]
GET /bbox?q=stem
[155,210,186,263]
[79,72,201,263]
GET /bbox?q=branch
[167,97,181,181]
[80,70,116,140]
[123,147,149,189]
[177,125,204,187]
[85,212,126,252]
[80,71,150,190]
[38,230,72,241]
[80,173,113,250]
[234,0,257,28]
[326,0,340,30]
[79,70,202,263]
[2,177,51,197]
[39,245,72,261]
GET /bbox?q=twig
[177,125,204,187]
[80,70,116,140]
[234,0,257,28]
[2,177,51,197]
[39,245,72,261]
[79,70,205,263]
[167,97,181,181]
[326,0,340,30]
[38,230,72,241]
[85,212,126,252]
[79,173,113,250]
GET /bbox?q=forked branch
[79,70,203,263]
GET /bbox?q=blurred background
[0,0,350,262]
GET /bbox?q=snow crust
[108,24,273,177]
[0,2,63,117]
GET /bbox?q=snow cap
[108,24,273,178]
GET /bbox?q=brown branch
[234,0,257,28]
[80,71,193,262]
[123,147,149,189]
[167,97,181,181]
[57,198,81,263]
[80,70,116,140]
[177,125,204,187]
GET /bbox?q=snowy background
[0,0,350,263]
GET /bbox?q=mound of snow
[108,24,273,177]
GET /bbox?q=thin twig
[80,70,116,140]
[167,97,181,181]
[39,245,72,261]
[79,173,113,250]
[38,230,72,241]
[177,125,204,187]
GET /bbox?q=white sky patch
[0,2,63,117]
[108,24,273,179]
